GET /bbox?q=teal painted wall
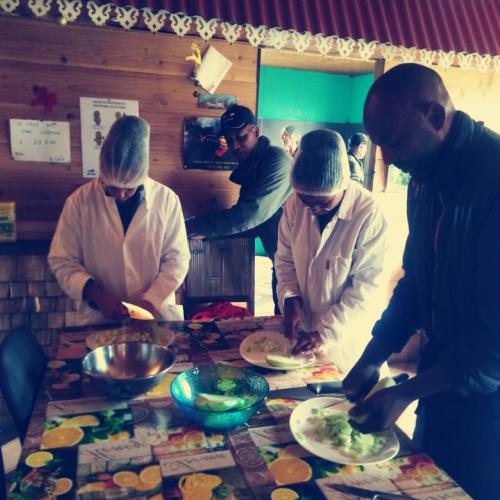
[350,73,374,123]
[258,67,373,123]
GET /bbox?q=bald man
[343,64,500,498]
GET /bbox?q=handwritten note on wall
[9,119,71,163]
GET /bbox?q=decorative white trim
[113,5,139,30]
[436,50,456,69]
[194,15,218,41]
[0,0,20,13]
[142,7,167,34]
[457,51,475,70]
[245,24,267,47]
[314,34,334,57]
[419,48,436,66]
[336,37,356,58]
[28,0,51,17]
[399,46,417,63]
[169,12,192,37]
[87,1,113,27]
[268,27,289,50]
[474,53,492,73]
[291,31,312,53]
[56,0,82,22]
[221,21,241,44]
[494,56,500,74]
[380,43,399,61]
[358,39,377,61]
[2,1,498,73]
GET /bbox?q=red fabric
[191,302,252,321]
[119,0,499,55]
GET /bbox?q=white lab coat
[276,182,387,373]
[48,178,190,325]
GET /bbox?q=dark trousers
[413,391,500,499]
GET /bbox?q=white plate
[239,331,315,370]
[289,397,399,465]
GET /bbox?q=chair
[0,327,46,442]
[184,238,256,316]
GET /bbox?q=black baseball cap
[220,105,257,132]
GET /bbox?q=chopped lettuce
[312,408,386,458]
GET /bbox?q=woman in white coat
[275,129,387,373]
[48,116,190,325]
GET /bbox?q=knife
[329,483,417,499]
[268,373,410,401]
[307,373,409,396]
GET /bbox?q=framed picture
[198,94,237,109]
[183,117,238,170]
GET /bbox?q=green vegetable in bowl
[194,393,246,412]
[312,408,386,458]
[216,378,237,393]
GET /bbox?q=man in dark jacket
[343,63,500,499]
[186,105,292,313]
[347,132,367,184]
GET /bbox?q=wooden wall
[0,16,258,239]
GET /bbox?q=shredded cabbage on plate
[247,336,283,354]
[311,408,386,458]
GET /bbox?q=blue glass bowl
[170,364,269,431]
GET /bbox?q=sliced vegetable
[194,393,245,412]
[266,354,302,368]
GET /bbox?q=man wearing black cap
[186,104,292,314]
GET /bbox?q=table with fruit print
[7,316,471,499]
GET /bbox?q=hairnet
[99,116,150,188]
[291,129,349,196]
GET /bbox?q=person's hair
[282,125,301,142]
[291,129,349,196]
[347,132,367,153]
[99,116,150,188]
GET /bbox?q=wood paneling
[0,16,258,239]
[261,48,375,75]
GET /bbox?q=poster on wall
[183,117,238,170]
[80,97,139,178]
[9,119,70,163]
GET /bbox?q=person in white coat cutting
[275,129,387,373]
[48,116,190,325]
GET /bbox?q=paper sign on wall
[9,119,71,163]
[196,46,233,95]
[80,97,139,178]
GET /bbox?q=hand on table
[189,234,206,240]
[283,296,303,347]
